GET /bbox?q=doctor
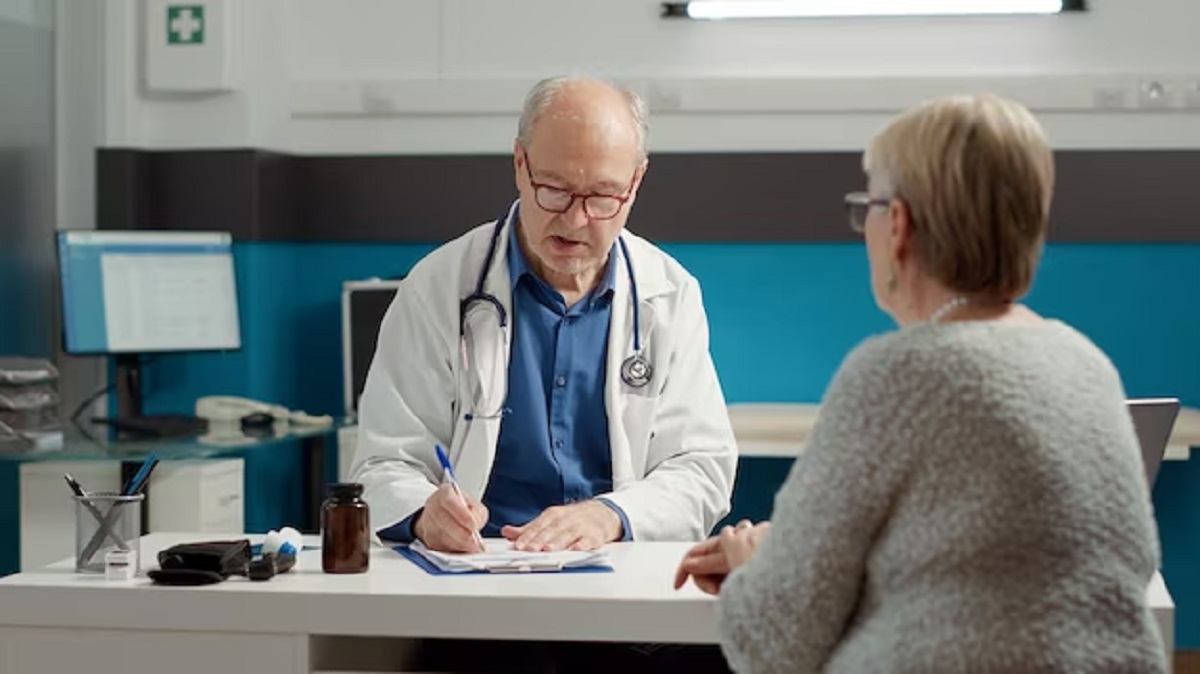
[350,76,738,554]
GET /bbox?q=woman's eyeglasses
[844,191,893,234]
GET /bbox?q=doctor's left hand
[501,500,623,552]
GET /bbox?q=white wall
[100,0,292,151]
[102,0,1200,153]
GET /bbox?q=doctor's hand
[673,520,770,595]
[501,500,622,552]
[413,484,488,553]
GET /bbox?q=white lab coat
[350,205,738,541]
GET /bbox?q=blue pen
[435,444,485,551]
[122,452,159,495]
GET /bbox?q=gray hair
[516,76,649,161]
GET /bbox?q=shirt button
[554,439,564,449]
[555,375,566,387]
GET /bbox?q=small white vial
[105,549,137,581]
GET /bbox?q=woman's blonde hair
[864,94,1055,300]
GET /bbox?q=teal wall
[139,240,1200,645]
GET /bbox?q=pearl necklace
[928,296,968,324]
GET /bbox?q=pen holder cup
[73,492,143,574]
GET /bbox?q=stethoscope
[459,206,654,395]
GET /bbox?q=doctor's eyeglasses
[522,151,637,220]
[844,191,893,234]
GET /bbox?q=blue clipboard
[394,545,614,575]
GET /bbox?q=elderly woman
[675,94,1165,673]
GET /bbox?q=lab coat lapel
[605,233,671,489]
[449,207,516,500]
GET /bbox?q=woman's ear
[888,199,914,270]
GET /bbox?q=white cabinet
[147,459,244,533]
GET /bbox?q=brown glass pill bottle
[321,482,370,574]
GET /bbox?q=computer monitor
[57,230,241,428]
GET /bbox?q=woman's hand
[673,520,770,595]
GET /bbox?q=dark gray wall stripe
[97,149,289,238]
[293,155,516,241]
[637,152,863,242]
[96,148,1200,243]
[1050,151,1198,242]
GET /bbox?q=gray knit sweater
[718,319,1166,674]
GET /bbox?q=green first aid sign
[167,5,204,45]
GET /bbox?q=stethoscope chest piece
[621,354,653,389]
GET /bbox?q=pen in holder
[74,492,144,574]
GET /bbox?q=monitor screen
[57,230,241,354]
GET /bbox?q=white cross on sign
[169,7,203,44]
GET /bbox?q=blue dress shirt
[380,218,632,543]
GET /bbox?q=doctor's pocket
[620,394,660,472]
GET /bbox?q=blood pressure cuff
[148,539,251,586]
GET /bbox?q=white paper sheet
[409,539,611,573]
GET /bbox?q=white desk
[0,532,716,674]
[335,404,1200,477]
[0,532,1176,674]
[728,402,1200,460]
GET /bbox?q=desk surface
[0,421,343,464]
[0,532,719,644]
[0,532,1174,646]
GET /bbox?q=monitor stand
[103,354,207,439]
[114,354,144,420]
